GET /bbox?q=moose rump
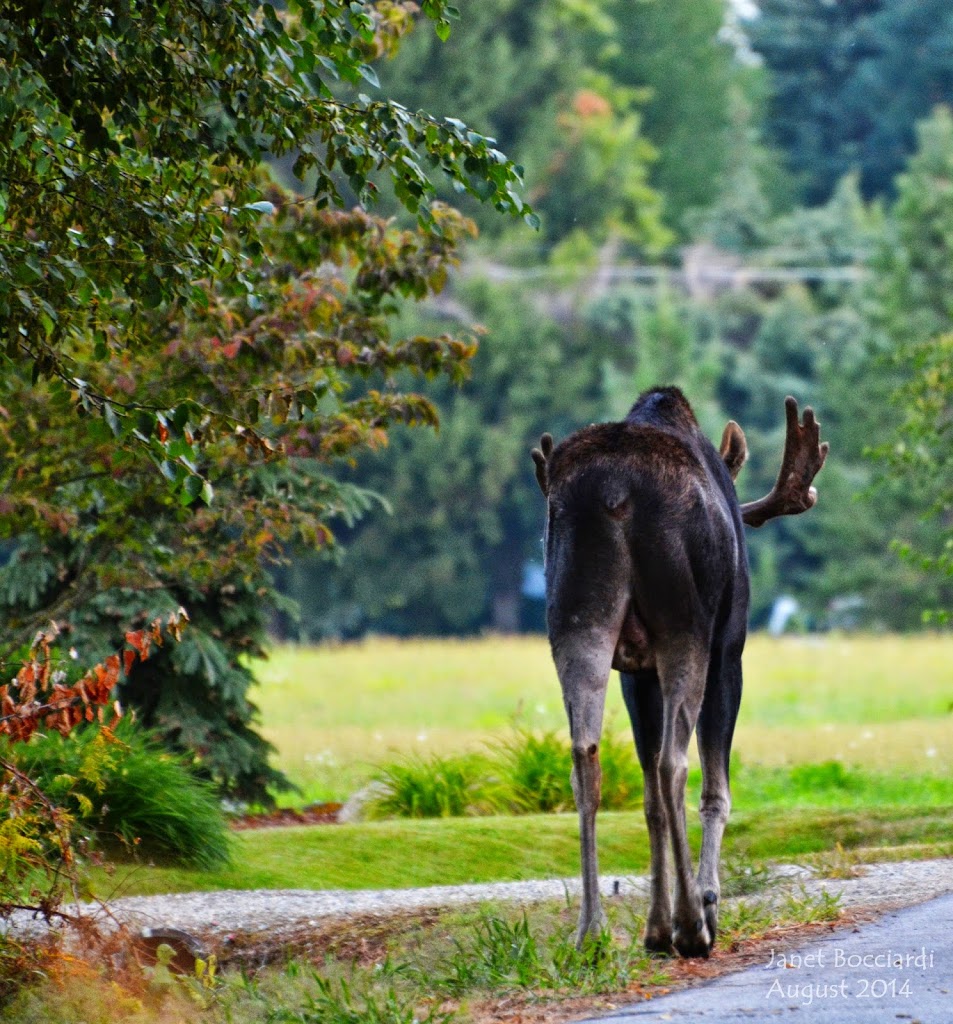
[536,391,749,958]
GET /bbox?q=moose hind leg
[695,648,742,947]
[656,644,711,958]
[621,669,672,954]
[557,640,612,948]
[571,731,606,947]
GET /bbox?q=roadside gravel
[82,856,953,942]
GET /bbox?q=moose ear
[531,432,554,496]
[719,421,747,481]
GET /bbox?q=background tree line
[281,0,952,641]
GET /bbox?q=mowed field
[102,634,952,897]
[251,633,953,804]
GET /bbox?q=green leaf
[357,64,379,88]
[104,402,121,437]
[135,412,154,438]
[140,272,164,309]
[184,474,204,504]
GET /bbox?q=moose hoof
[703,889,719,947]
[673,917,713,959]
[574,910,608,951]
[643,928,674,956]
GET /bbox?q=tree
[0,1,527,474]
[684,88,776,253]
[865,108,953,620]
[748,0,953,203]
[288,277,599,636]
[602,0,743,229]
[767,110,953,628]
[0,190,480,801]
[887,334,953,622]
[378,0,668,250]
[0,3,530,801]
[587,286,723,433]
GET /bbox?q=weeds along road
[583,891,953,1024]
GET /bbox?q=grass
[364,737,953,819]
[19,628,953,1023]
[3,884,846,1024]
[90,804,953,898]
[369,752,501,818]
[365,728,643,818]
[7,722,231,869]
[250,634,953,803]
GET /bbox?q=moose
[531,387,827,958]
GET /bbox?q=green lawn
[95,805,953,898]
[250,634,953,802]
[91,633,953,900]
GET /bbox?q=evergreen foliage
[285,278,600,637]
[300,142,946,633]
[378,0,670,249]
[748,0,953,203]
[602,0,741,227]
[866,109,953,619]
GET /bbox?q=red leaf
[104,654,120,688]
[125,629,151,660]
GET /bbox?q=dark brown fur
[536,387,747,958]
[532,386,827,959]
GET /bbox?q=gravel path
[81,857,953,941]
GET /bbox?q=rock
[338,781,388,823]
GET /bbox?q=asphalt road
[583,892,953,1023]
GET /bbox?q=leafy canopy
[0,0,530,495]
[748,0,953,203]
[0,1,531,805]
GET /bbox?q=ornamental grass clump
[367,726,643,819]
[491,728,574,814]
[368,753,502,819]
[11,721,230,869]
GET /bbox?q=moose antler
[531,433,554,496]
[740,397,829,528]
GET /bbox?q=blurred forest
[278,0,952,638]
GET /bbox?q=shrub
[492,726,643,814]
[9,721,231,869]
[596,729,644,810]
[367,728,644,819]
[368,753,501,819]
[491,728,574,814]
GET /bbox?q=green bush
[368,753,502,819]
[491,728,574,814]
[368,728,644,819]
[596,729,644,810]
[9,721,231,869]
